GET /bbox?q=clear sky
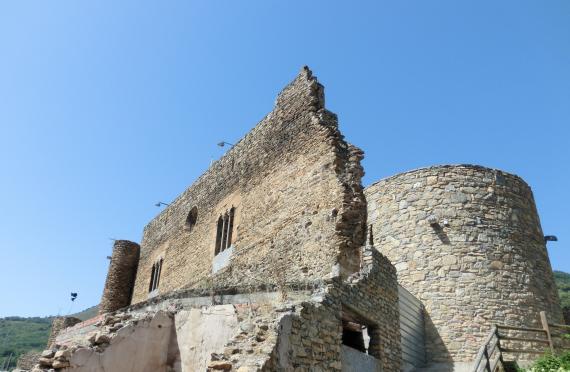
[0,1,568,317]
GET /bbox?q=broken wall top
[131,67,367,304]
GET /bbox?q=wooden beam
[540,311,555,354]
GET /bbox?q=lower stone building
[24,68,565,372]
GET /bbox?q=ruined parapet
[99,240,140,314]
[47,316,82,349]
[365,164,563,365]
[44,240,401,372]
[131,67,367,304]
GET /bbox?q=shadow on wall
[431,225,451,245]
[423,311,453,370]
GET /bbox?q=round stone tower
[99,240,140,314]
[365,165,563,365]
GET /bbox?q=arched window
[185,207,198,232]
[148,258,163,293]
[215,207,236,256]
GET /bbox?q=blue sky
[0,1,568,317]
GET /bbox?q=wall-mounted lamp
[427,215,439,226]
[155,202,170,207]
[544,235,558,242]
[428,215,450,229]
[217,141,234,148]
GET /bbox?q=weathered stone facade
[130,67,366,304]
[40,245,400,372]
[365,165,563,365]
[27,69,565,372]
[564,306,570,325]
[99,240,140,314]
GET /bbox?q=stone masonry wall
[131,67,367,304]
[47,316,82,349]
[365,164,563,364]
[99,240,140,314]
[214,246,401,372]
[43,244,400,372]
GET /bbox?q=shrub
[521,351,570,371]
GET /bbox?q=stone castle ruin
[26,68,564,372]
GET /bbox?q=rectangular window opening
[341,308,379,359]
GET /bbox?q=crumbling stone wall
[41,243,400,372]
[99,240,140,314]
[365,164,563,364]
[131,67,367,304]
[564,306,570,325]
[210,246,401,372]
[47,316,82,349]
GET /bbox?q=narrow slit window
[156,258,163,289]
[221,213,229,252]
[215,217,223,255]
[148,264,156,293]
[226,207,235,250]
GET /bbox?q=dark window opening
[185,207,198,232]
[226,207,235,248]
[221,212,228,251]
[215,217,223,255]
[342,320,367,353]
[156,258,163,288]
[215,207,236,256]
[341,309,379,358]
[148,258,163,293]
[148,264,156,293]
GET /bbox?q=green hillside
[0,316,51,370]
[554,270,570,309]
[0,305,98,370]
[70,305,99,321]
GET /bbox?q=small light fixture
[155,202,170,207]
[544,235,558,242]
[217,141,234,148]
[427,215,438,226]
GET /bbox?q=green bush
[521,351,570,371]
